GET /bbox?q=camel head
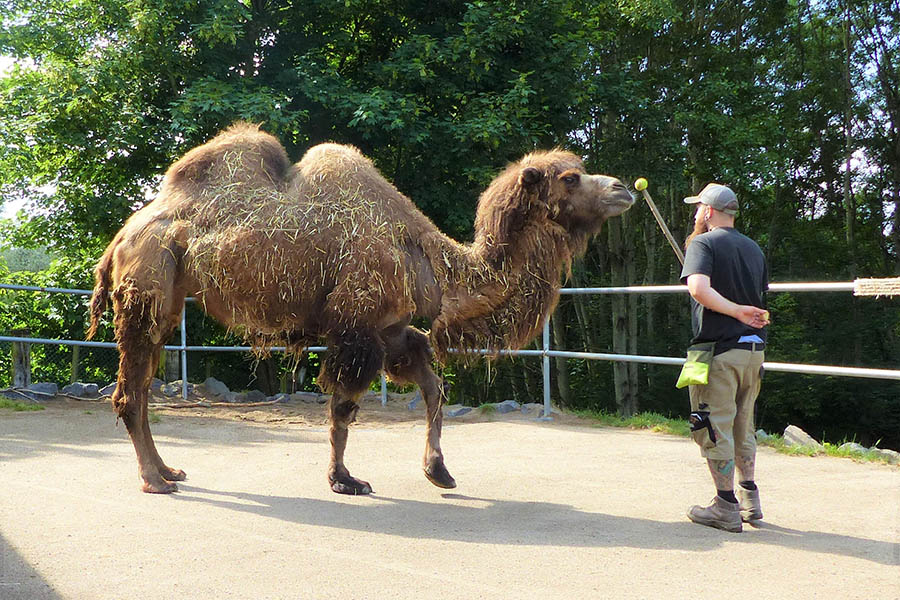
[474,150,634,260]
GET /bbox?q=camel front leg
[384,326,456,489]
[327,395,372,495]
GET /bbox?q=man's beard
[684,217,709,250]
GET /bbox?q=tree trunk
[164,350,180,383]
[608,217,638,416]
[11,329,31,388]
[69,344,80,384]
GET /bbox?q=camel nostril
[611,181,628,192]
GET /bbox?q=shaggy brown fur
[89,123,633,495]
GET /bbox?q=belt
[734,341,765,352]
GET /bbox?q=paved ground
[1,397,898,600]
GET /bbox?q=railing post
[542,319,551,420]
[180,309,188,400]
[381,373,387,406]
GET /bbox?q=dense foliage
[1,0,898,448]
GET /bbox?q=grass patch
[575,410,896,466]
[759,434,898,465]
[149,410,162,424]
[477,403,497,416]
[576,410,690,437]
[0,397,45,412]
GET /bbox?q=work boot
[687,496,742,533]
[737,485,763,522]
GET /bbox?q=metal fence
[2,282,899,419]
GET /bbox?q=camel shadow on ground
[171,485,899,566]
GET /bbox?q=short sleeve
[680,237,713,284]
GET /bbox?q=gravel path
[1,398,898,600]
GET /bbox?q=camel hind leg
[318,329,385,495]
[384,325,456,489]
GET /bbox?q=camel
[87,123,633,495]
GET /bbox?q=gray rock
[445,405,472,418]
[755,428,769,441]
[271,393,290,403]
[495,400,520,414]
[161,382,181,397]
[203,377,230,397]
[870,448,900,464]
[27,382,58,396]
[520,403,543,415]
[291,392,324,404]
[100,382,117,396]
[407,390,422,411]
[150,378,164,392]
[221,392,238,403]
[61,383,85,396]
[60,381,89,398]
[838,442,867,454]
[783,425,824,451]
[245,390,267,403]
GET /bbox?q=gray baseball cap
[684,183,739,215]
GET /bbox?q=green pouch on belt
[675,342,716,389]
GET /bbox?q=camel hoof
[424,461,457,489]
[141,479,178,494]
[161,468,187,482]
[330,475,373,495]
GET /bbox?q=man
[680,183,769,533]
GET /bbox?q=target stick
[634,178,685,265]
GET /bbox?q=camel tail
[86,246,114,340]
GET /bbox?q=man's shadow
[172,485,898,566]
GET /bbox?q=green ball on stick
[634,177,648,191]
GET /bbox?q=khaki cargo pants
[688,348,765,460]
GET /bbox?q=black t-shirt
[679,227,769,348]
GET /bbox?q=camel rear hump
[165,122,292,195]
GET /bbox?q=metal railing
[2,282,899,419]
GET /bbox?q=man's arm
[686,273,769,328]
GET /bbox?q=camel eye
[561,174,579,186]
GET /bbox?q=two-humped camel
[88,123,633,494]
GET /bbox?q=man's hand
[687,274,769,328]
[734,305,770,328]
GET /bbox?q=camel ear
[519,167,542,187]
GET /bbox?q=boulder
[270,393,290,403]
[838,442,867,454]
[495,400,520,414]
[244,390,267,403]
[100,382,117,396]
[291,392,326,404]
[203,377,230,397]
[150,378,164,392]
[61,382,100,398]
[755,428,769,441]
[783,425,824,451]
[27,382,58,396]
[407,390,422,411]
[870,448,900,464]
[161,382,181,397]
[444,405,472,418]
